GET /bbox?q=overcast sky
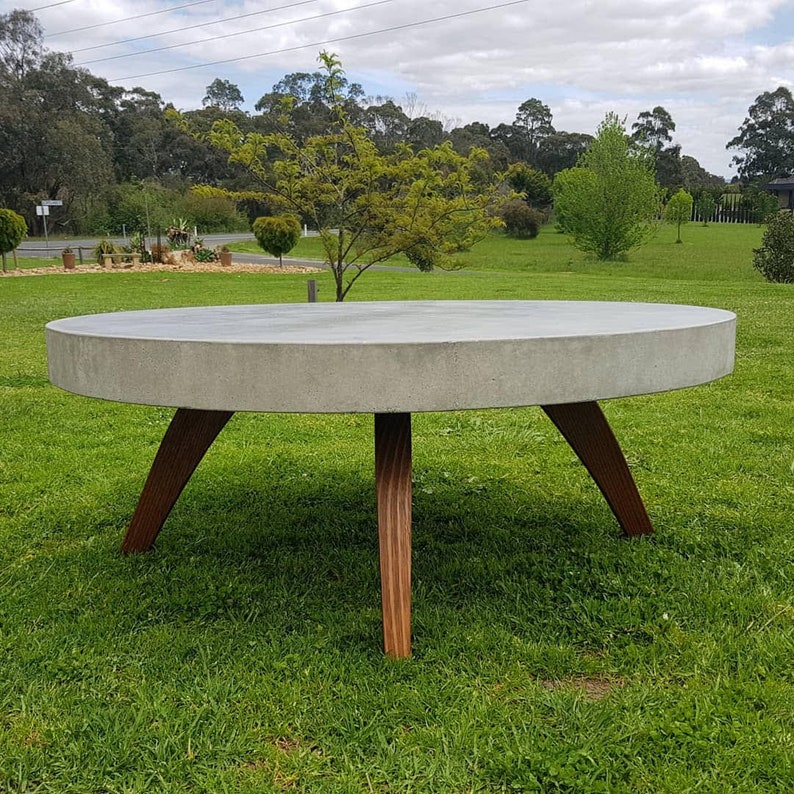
[8,0,794,177]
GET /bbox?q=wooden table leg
[374,412,413,658]
[121,408,234,554]
[541,401,653,537]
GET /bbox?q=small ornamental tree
[664,188,693,243]
[185,52,506,300]
[553,113,661,260]
[253,214,301,266]
[753,209,794,283]
[0,208,27,272]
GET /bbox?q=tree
[500,201,543,239]
[514,98,554,165]
[553,114,661,260]
[727,87,794,182]
[535,131,593,176]
[202,78,244,112]
[0,9,43,80]
[753,209,794,282]
[632,106,682,189]
[252,214,301,266]
[694,192,717,225]
[505,163,552,208]
[664,188,693,243]
[195,53,504,301]
[632,106,675,151]
[0,207,26,272]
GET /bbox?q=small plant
[93,238,121,263]
[165,218,191,248]
[191,238,219,263]
[61,246,73,254]
[753,209,794,283]
[0,207,27,272]
[500,200,544,239]
[252,215,302,266]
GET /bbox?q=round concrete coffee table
[46,300,736,657]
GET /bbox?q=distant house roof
[765,177,794,190]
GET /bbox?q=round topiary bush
[753,209,794,283]
[0,208,27,272]
[252,214,302,266]
[500,200,544,239]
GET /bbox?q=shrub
[93,238,121,263]
[191,238,219,263]
[0,208,27,271]
[252,214,302,266]
[753,209,794,283]
[500,200,544,239]
[664,188,693,243]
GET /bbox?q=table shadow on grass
[35,463,681,659]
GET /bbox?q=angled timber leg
[375,412,413,658]
[541,401,653,537]
[121,408,234,554]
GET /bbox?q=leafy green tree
[505,164,552,208]
[0,207,26,272]
[753,209,794,282]
[253,214,301,266]
[195,53,504,300]
[727,87,794,181]
[203,78,244,112]
[694,192,717,225]
[664,188,693,243]
[553,113,661,260]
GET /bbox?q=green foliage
[199,52,505,300]
[0,207,27,253]
[190,238,219,263]
[753,209,794,282]
[0,207,26,272]
[252,214,302,265]
[165,217,191,248]
[727,86,794,181]
[553,114,662,260]
[664,188,694,243]
[500,200,544,238]
[92,238,121,262]
[506,163,553,207]
[695,192,717,225]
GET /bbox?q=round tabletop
[46,300,736,413]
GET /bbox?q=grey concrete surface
[46,300,736,413]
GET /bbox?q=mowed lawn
[1,224,792,792]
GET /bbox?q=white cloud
[5,0,793,175]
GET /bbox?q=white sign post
[37,201,62,252]
[36,205,50,250]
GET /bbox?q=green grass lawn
[1,226,793,792]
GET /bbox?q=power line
[47,0,218,38]
[25,0,76,10]
[112,0,529,82]
[77,0,394,66]
[72,0,321,56]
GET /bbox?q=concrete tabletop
[46,300,736,413]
